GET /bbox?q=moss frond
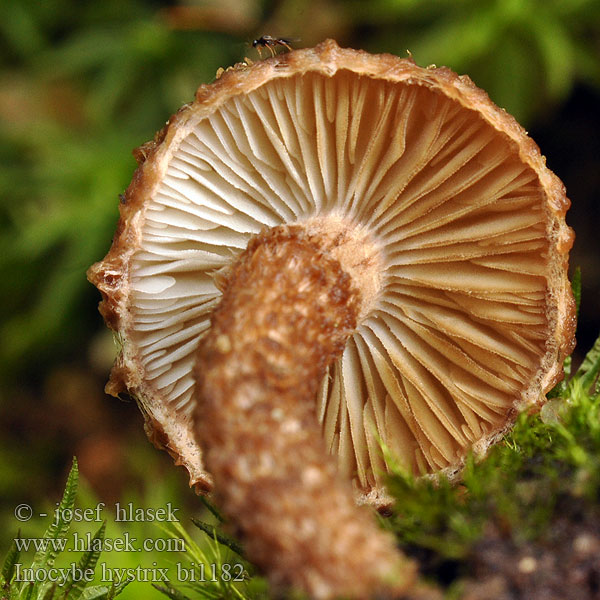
[385,330,600,594]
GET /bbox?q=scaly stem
[194,224,414,599]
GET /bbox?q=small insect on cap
[88,39,575,506]
[252,35,295,57]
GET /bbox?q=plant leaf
[1,532,21,585]
[199,496,224,523]
[37,582,56,600]
[31,458,78,573]
[105,580,130,600]
[79,587,113,600]
[79,581,130,600]
[152,585,192,600]
[529,13,575,101]
[190,518,244,558]
[61,522,106,600]
[576,333,600,393]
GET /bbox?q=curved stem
[194,224,415,599]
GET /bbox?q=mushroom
[88,40,575,598]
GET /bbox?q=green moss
[0,459,130,600]
[384,325,600,592]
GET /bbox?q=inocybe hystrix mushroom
[88,40,575,598]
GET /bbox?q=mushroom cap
[88,39,575,503]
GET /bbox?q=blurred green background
[1,0,599,597]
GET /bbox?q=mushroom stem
[194,223,414,599]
